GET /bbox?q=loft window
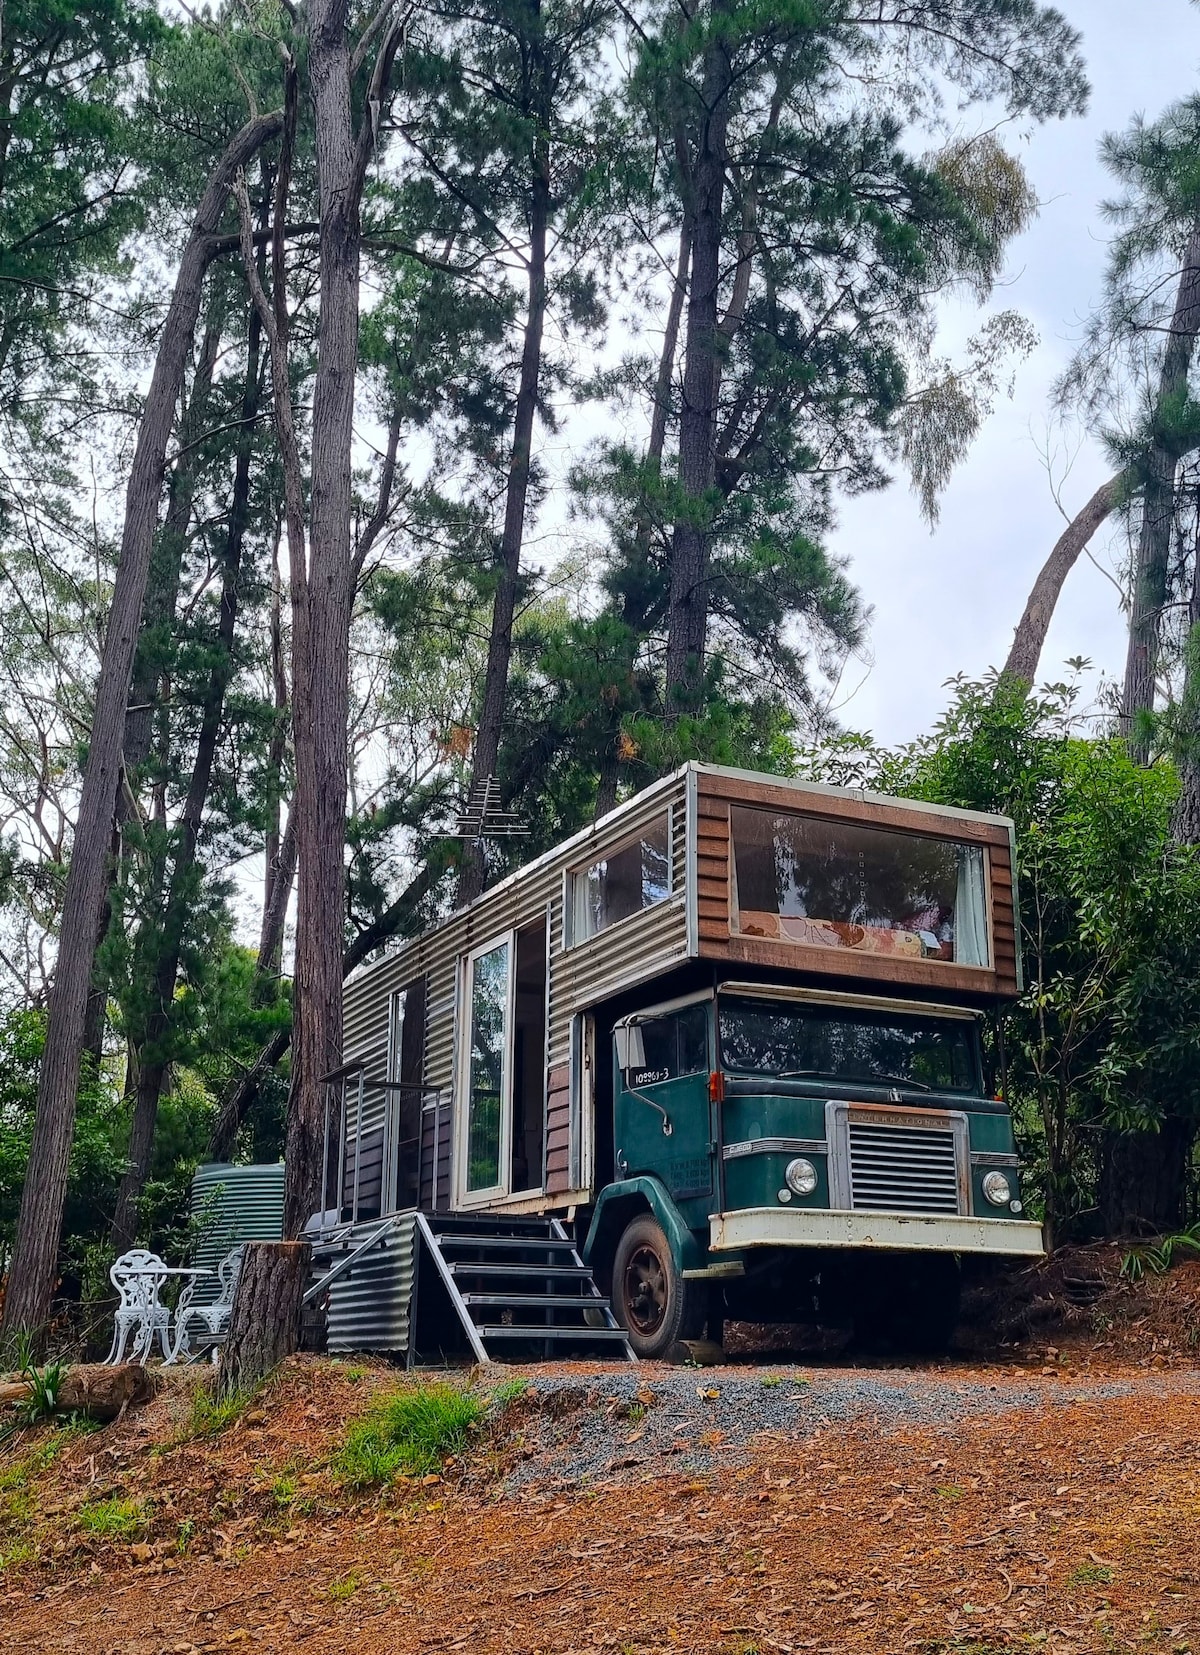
[730,806,989,968]
[574,814,671,940]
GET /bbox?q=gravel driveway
[495,1363,1192,1487]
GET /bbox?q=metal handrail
[302,1217,397,1306]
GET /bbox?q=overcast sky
[824,0,1199,745]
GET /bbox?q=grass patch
[183,1382,256,1441]
[328,1570,363,1600]
[490,1378,529,1408]
[333,1384,484,1489]
[0,1423,89,1519]
[0,1539,36,1573]
[760,1373,782,1388]
[1068,1561,1114,1587]
[76,1496,146,1540]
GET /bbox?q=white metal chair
[104,1249,172,1364]
[166,1244,246,1364]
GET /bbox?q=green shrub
[76,1496,145,1539]
[333,1384,484,1489]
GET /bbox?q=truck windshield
[718,996,980,1094]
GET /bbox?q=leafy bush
[333,1384,484,1488]
[1120,1223,1200,1281]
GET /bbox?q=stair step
[446,1261,592,1279]
[459,1292,611,1309]
[424,1215,558,1237]
[473,1324,631,1342]
[436,1234,577,1253]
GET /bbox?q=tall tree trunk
[283,2,406,1234]
[0,110,283,1342]
[457,98,550,907]
[1121,218,1200,760]
[80,324,224,1089]
[109,293,265,1258]
[123,323,222,784]
[1098,1119,1193,1237]
[260,527,291,978]
[665,2,734,708]
[1173,515,1200,844]
[1003,474,1124,684]
[595,220,693,822]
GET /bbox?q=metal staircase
[416,1212,634,1362]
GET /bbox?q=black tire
[851,1254,961,1357]
[611,1214,705,1359]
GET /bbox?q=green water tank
[189,1161,285,1301]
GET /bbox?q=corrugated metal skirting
[320,1212,417,1354]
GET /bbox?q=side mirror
[614,1022,645,1072]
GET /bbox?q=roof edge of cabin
[691,763,1016,832]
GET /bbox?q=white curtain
[954,847,988,967]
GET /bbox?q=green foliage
[185,1381,256,1441]
[1067,1561,1114,1587]
[1120,1224,1200,1282]
[489,1378,529,1408]
[75,1495,146,1540]
[332,1385,484,1488]
[0,1009,126,1280]
[863,671,1200,1236]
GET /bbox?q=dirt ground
[3,1252,1200,1655]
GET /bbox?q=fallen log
[0,1362,158,1421]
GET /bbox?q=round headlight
[784,1157,818,1196]
[982,1170,1012,1207]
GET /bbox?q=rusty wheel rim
[623,1242,668,1336]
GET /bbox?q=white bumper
[710,1206,1045,1258]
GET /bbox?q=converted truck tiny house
[315,763,1043,1361]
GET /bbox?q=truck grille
[846,1120,962,1214]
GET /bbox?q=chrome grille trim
[826,1100,969,1215]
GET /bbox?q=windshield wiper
[868,1072,932,1092]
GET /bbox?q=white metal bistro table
[104,1252,214,1364]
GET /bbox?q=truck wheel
[611,1215,703,1359]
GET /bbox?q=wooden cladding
[544,1065,571,1194]
[695,771,1021,999]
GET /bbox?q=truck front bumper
[710,1207,1045,1258]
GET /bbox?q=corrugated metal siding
[424,962,457,1093]
[319,1213,417,1353]
[419,1095,452,1210]
[190,1163,285,1305]
[339,771,690,1212]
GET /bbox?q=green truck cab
[584,981,1040,1357]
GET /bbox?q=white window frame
[453,930,516,1210]
[569,807,674,946]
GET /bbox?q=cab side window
[627,1003,709,1088]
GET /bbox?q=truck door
[615,1000,714,1222]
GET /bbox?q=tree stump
[220,1240,311,1396]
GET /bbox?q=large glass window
[730,806,989,967]
[719,996,980,1094]
[576,814,671,940]
[465,941,509,1192]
